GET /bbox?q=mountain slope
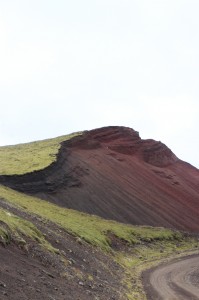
[0,126,199,299]
[1,126,199,232]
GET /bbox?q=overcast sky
[0,0,199,168]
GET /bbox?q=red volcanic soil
[1,126,199,232]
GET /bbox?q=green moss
[0,207,56,252]
[0,132,81,175]
[0,226,11,245]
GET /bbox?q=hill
[0,126,198,299]
[1,126,199,232]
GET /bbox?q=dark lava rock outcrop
[1,126,199,232]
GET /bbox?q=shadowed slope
[0,126,199,232]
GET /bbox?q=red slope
[1,126,199,232]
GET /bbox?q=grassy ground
[0,185,198,299]
[0,207,56,252]
[0,132,81,175]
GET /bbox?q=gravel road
[143,255,199,300]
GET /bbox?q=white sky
[0,0,199,168]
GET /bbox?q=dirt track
[144,254,199,300]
